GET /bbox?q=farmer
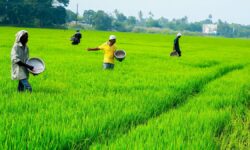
[171,33,182,57]
[87,35,117,70]
[71,30,82,45]
[11,30,34,92]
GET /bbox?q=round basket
[114,50,126,62]
[26,58,45,75]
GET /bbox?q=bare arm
[87,48,101,51]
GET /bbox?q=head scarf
[177,33,182,37]
[15,30,28,45]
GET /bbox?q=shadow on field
[180,60,221,68]
[33,87,63,94]
[63,64,245,150]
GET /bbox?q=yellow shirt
[98,42,116,64]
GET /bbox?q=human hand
[29,66,34,70]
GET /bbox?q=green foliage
[217,20,250,38]
[127,16,137,26]
[0,0,68,27]
[93,10,113,30]
[66,9,77,22]
[56,0,69,6]
[146,18,162,28]
[112,21,127,32]
[114,9,127,23]
[93,67,250,149]
[0,27,249,149]
[1,2,250,38]
[80,10,250,38]
[83,10,96,25]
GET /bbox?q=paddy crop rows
[0,27,249,149]
[94,67,249,149]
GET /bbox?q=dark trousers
[72,38,80,45]
[103,63,114,70]
[176,50,181,56]
[18,79,32,92]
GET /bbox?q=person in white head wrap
[171,32,182,57]
[11,30,34,92]
[87,35,117,70]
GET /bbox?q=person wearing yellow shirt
[87,35,117,70]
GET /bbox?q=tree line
[0,1,249,38]
[67,9,250,38]
[0,0,69,27]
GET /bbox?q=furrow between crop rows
[91,66,250,149]
[71,64,245,149]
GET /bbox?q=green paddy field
[0,27,249,149]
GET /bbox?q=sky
[67,0,250,25]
